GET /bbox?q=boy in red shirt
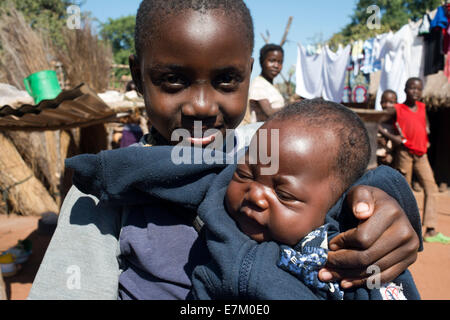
[379,77,449,244]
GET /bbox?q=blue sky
[82,0,358,83]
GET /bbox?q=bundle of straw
[0,6,53,90]
[0,133,58,216]
[4,131,63,206]
[423,71,450,109]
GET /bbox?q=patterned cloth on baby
[277,224,344,300]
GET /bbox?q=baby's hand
[318,185,419,289]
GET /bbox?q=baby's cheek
[224,183,240,214]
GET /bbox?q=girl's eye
[160,74,188,92]
[214,73,242,91]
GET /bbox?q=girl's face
[130,10,254,146]
[261,50,283,82]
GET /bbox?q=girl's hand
[318,185,420,289]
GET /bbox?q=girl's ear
[129,54,144,94]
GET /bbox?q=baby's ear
[129,54,144,94]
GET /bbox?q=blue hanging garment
[430,6,449,30]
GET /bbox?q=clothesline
[295,4,449,109]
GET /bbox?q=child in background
[119,109,144,148]
[379,78,450,244]
[377,90,398,166]
[29,0,423,300]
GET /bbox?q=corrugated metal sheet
[0,84,144,131]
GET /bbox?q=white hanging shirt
[375,23,425,110]
[295,44,324,99]
[322,44,352,102]
[295,43,351,103]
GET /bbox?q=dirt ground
[0,190,449,300]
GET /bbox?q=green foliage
[0,0,84,46]
[329,0,442,48]
[100,15,136,66]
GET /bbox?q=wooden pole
[0,267,6,300]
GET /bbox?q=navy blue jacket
[67,146,421,300]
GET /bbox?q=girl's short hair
[259,44,284,67]
[135,0,254,59]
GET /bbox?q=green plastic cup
[24,70,62,104]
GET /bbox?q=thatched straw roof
[423,71,450,109]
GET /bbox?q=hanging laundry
[295,44,324,99]
[443,4,450,56]
[445,54,450,83]
[375,23,425,110]
[430,5,449,30]
[418,13,431,35]
[342,64,370,103]
[411,29,426,78]
[295,44,351,103]
[445,6,450,82]
[423,28,445,76]
[351,40,364,76]
[322,45,352,102]
[305,44,317,56]
[361,33,390,74]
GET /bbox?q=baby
[225,99,369,248]
[190,99,420,300]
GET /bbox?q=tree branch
[280,16,293,46]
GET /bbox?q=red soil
[1,190,449,300]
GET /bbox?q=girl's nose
[182,85,219,118]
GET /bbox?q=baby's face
[380,92,397,110]
[130,9,253,146]
[225,120,340,246]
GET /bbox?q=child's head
[380,90,397,110]
[404,77,423,102]
[130,0,254,146]
[225,99,370,246]
[259,44,284,81]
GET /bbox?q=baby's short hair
[268,99,371,194]
[135,0,254,58]
[259,43,284,67]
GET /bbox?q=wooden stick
[280,17,293,47]
[0,267,6,300]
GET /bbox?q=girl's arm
[28,186,122,300]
